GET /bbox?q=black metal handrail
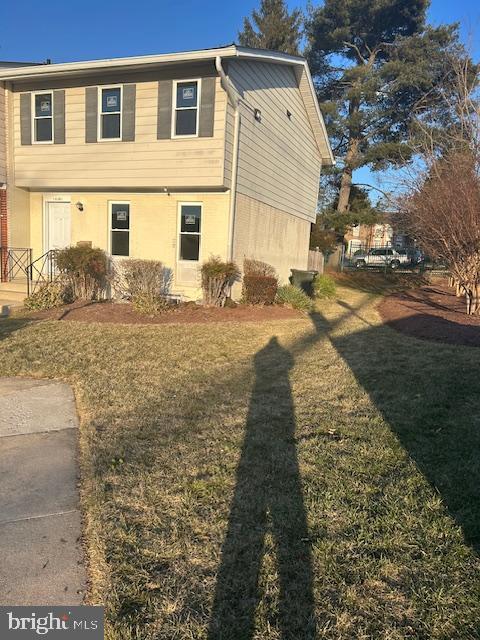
[0,247,32,283]
[25,249,58,296]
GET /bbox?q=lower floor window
[179,203,202,261]
[110,202,130,256]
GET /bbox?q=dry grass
[0,286,480,639]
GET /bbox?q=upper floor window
[100,86,122,140]
[173,80,199,137]
[33,92,53,143]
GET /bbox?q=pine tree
[238,0,302,56]
[305,0,475,212]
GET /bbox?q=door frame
[43,194,71,253]
[176,200,203,285]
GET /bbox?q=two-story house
[0,45,333,301]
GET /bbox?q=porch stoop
[0,280,28,303]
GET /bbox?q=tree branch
[353,183,395,202]
[343,41,367,65]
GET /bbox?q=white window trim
[171,78,201,139]
[177,201,202,263]
[98,85,123,142]
[108,200,131,257]
[32,90,54,145]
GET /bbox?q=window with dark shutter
[33,92,53,143]
[173,80,199,137]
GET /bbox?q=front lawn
[0,285,479,639]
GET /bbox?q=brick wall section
[0,189,7,244]
[0,189,7,281]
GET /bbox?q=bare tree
[397,56,480,314]
[399,153,480,313]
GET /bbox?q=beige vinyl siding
[228,60,321,223]
[297,67,332,163]
[13,77,228,190]
[233,193,310,285]
[223,102,235,188]
[0,83,6,183]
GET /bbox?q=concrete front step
[0,288,27,303]
[0,280,31,303]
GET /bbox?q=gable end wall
[228,60,322,223]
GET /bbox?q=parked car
[353,247,411,270]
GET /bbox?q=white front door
[46,201,71,251]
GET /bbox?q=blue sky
[3,0,478,64]
[2,0,478,201]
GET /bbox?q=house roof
[0,44,334,165]
[0,60,44,68]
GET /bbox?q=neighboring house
[0,45,333,301]
[345,221,394,256]
[0,61,43,255]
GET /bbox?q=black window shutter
[199,77,216,137]
[122,84,136,141]
[53,89,65,144]
[85,87,98,143]
[157,80,172,140]
[20,93,32,145]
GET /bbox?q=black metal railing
[25,249,59,296]
[0,247,32,283]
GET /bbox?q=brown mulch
[26,300,302,325]
[378,284,480,347]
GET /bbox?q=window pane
[102,113,121,139]
[35,118,52,142]
[102,88,121,113]
[111,231,129,256]
[176,82,197,108]
[111,204,130,230]
[175,109,197,136]
[181,205,201,233]
[180,235,200,261]
[35,93,52,118]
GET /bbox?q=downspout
[215,55,240,261]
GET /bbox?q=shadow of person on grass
[317,305,480,553]
[208,336,316,640]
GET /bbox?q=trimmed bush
[119,259,171,314]
[56,246,109,300]
[24,280,74,311]
[201,256,240,307]
[313,274,336,299]
[276,284,314,311]
[242,275,278,305]
[243,258,277,278]
[242,258,278,305]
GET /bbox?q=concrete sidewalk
[0,378,86,605]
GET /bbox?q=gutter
[215,55,240,262]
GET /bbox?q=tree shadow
[319,305,480,553]
[391,287,466,315]
[208,336,316,640]
[385,311,480,348]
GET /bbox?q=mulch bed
[378,283,480,347]
[25,300,301,325]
